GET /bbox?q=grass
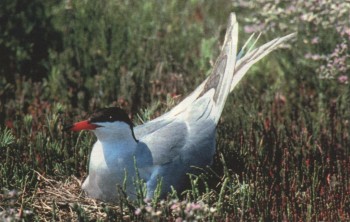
[1,0,350,221]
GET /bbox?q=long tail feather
[195,13,238,123]
[230,32,296,92]
[141,13,296,126]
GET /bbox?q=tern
[66,13,296,202]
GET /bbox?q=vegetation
[1,0,349,221]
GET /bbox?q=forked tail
[143,13,296,126]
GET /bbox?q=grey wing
[134,117,216,198]
[134,120,188,166]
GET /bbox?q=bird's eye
[109,116,112,119]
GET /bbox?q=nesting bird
[66,13,296,202]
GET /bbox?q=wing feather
[136,120,188,166]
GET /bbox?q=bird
[66,13,296,202]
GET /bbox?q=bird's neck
[95,131,137,144]
[90,133,138,171]
[93,122,138,143]
[94,138,138,158]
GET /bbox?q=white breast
[83,137,138,201]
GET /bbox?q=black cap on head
[89,107,133,127]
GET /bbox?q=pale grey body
[82,13,296,201]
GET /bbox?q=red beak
[66,120,99,132]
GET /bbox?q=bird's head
[65,107,137,142]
